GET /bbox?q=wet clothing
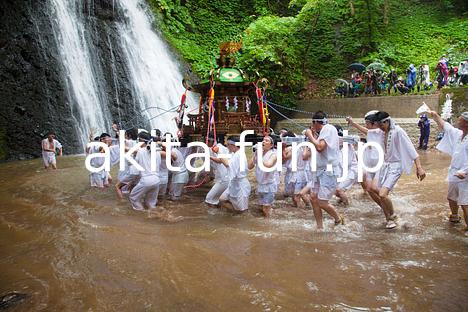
[437,122,468,205]
[312,124,341,200]
[337,145,358,191]
[364,128,385,181]
[377,121,419,191]
[168,148,189,199]
[220,149,251,211]
[117,140,139,184]
[255,149,278,205]
[41,138,62,167]
[205,144,230,205]
[290,146,309,193]
[129,148,160,210]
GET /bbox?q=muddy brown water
[0,152,467,311]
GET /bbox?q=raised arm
[428,110,445,131]
[346,116,368,134]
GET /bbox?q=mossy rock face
[0,128,7,161]
[439,87,468,117]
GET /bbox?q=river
[0,152,467,311]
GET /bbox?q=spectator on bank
[418,114,431,150]
[396,78,409,94]
[364,71,373,95]
[351,73,362,96]
[387,70,398,94]
[407,64,417,92]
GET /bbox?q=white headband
[312,118,328,124]
[227,139,236,145]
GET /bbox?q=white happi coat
[365,128,385,168]
[316,124,341,174]
[255,149,278,193]
[129,147,161,210]
[340,144,358,181]
[170,148,189,184]
[383,123,419,174]
[211,144,230,183]
[437,122,468,182]
[227,149,251,198]
[290,146,308,184]
[117,139,139,183]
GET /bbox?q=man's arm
[414,157,426,181]
[346,117,368,135]
[263,154,277,168]
[305,129,327,152]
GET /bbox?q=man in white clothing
[41,132,62,169]
[129,132,160,211]
[371,111,426,229]
[216,136,251,213]
[429,110,468,233]
[205,136,230,206]
[304,111,344,229]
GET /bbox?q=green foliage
[148,0,467,102]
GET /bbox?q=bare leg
[448,199,459,216]
[310,194,323,229]
[335,189,349,206]
[319,200,340,222]
[294,194,304,209]
[299,186,311,209]
[362,178,383,208]
[461,205,468,228]
[378,187,394,220]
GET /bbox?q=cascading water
[117,0,194,134]
[49,0,112,148]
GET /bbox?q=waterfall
[117,0,193,134]
[49,0,112,148]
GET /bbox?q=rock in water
[0,292,29,310]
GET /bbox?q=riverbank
[0,153,466,310]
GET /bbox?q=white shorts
[376,162,402,191]
[312,172,337,201]
[220,189,249,211]
[169,183,185,199]
[258,192,275,205]
[447,182,468,205]
[205,181,229,205]
[42,152,56,167]
[337,177,356,191]
[294,181,307,194]
[90,171,109,188]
